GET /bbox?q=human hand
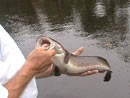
[66,47,99,76]
[4,44,56,98]
[25,44,56,75]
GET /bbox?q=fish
[36,35,112,82]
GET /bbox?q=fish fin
[64,51,71,64]
[53,65,61,76]
[104,71,112,82]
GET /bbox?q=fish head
[36,35,51,48]
[36,35,66,54]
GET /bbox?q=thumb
[73,47,84,56]
[40,44,50,50]
[47,50,56,57]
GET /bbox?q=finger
[47,50,56,57]
[73,47,84,56]
[38,44,50,50]
[81,70,99,76]
[41,44,50,50]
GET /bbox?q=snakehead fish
[36,35,112,82]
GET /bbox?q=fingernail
[87,71,91,73]
[43,44,49,47]
[95,70,99,73]
[42,44,50,49]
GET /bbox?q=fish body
[36,35,112,82]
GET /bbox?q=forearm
[4,62,35,98]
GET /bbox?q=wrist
[23,61,37,76]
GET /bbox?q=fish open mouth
[40,37,51,45]
[36,36,55,49]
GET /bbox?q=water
[0,0,130,98]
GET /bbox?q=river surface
[0,0,130,98]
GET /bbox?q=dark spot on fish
[104,71,112,82]
[53,65,61,76]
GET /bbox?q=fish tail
[104,71,112,82]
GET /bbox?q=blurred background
[0,0,130,98]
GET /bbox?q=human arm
[3,46,56,98]
[4,63,35,98]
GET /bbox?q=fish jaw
[36,36,51,48]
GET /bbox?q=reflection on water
[0,0,130,98]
